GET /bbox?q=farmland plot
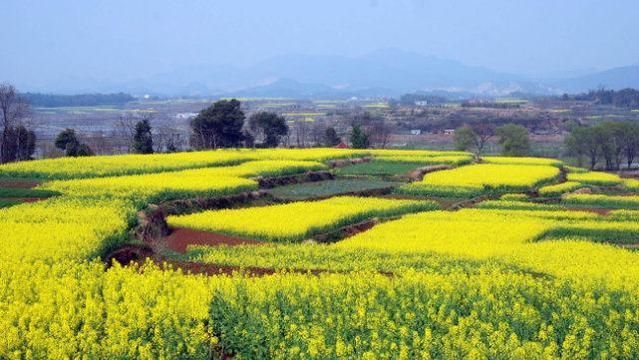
[2,148,639,358]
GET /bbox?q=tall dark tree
[55,129,79,151]
[248,111,289,148]
[350,124,370,149]
[324,127,341,147]
[55,128,93,157]
[133,119,154,154]
[14,125,36,161]
[190,99,245,149]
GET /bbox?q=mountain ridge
[21,49,639,98]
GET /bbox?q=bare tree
[154,125,185,152]
[369,119,392,148]
[114,114,136,153]
[0,83,30,163]
[471,122,495,155]
[291,120,310,148]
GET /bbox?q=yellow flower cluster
[562,193,639,208]
[338,207,639,290]
[0,150,247,179]
[538,181,584,197]
[482,156,563,167]
[40,160,324,205]
[168,196,438,242]
[0,148,359,180]
[399,163,561,197]
[0,198,132,262]
[566,171,623,186]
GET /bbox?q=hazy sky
[3,0,638,88]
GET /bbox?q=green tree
[453,126,477,152]
[248,111,289,148]
[324,127,341,147]
[190,99,245,149]
[495,124,530,156]
[133,119,154,154]
[350,124,370,149]
[55,129,79,152]
[565,126,600,169]
[621,122,639,169]
[453,124,494,157]
[54,128,93,157]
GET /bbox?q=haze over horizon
[3,0,639,93]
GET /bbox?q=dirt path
[564,207,611,216]
[0,197,47,203]
[162,227,263,253]
[0,179,41,189]
[139,259,337,277]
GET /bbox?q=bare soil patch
[0,197,46,203]
[314,219,379,243]
[105,244,154,266]
[565,207,611,216]
[0,179,41,189]
[327,157,371,168]
[162,227,263,253]
[408,164,454,182]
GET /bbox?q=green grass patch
[267,179,401,201]
[0,199,22,208]
[0,188,59,198]
[336,160,426,177]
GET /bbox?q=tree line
[453,123,531,157]
[189,99,388,150]
[562,88,639,109]
[565,121,639,170]
[22,92,135,108]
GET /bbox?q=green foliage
[565,121,639,170]
[0,187,59,198]
[54,128,78,152]
[133,119,154,154]
[248,111,289,147]
[350,124,369,149]
[190,99,245,149]
[0,199,20,208]
[453,126,477,152]
[336,160,425,177]
[323,127,341,146]
[495,124,530,156]
[268,179,400,200]
[55,128,94,157]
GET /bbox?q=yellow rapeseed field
[2,148,639,358]
[168,196,438,242]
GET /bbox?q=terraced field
[3,148,639,359]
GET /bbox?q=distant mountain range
[29,48,639,98]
